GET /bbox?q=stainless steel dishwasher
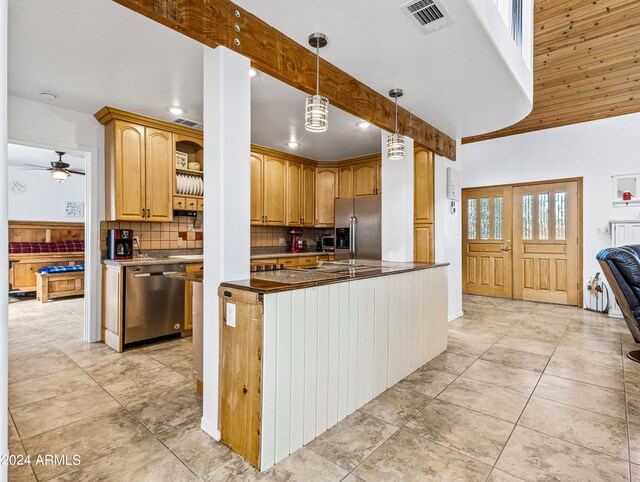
[124,263,186,346]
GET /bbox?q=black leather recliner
[596,245,640,362]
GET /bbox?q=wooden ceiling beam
[110,0,456,160]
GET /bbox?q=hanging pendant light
[305,33,329,132]
[387,88,405,160]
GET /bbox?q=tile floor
[6,294,640,481]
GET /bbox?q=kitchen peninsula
[218,260,448,470]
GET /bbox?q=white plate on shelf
[178,174,185,194]
[177,174,182,194]
[199,177,204,196]
[185,176,191,195]
[189,176,196,196]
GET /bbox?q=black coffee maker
[107,229,134,260]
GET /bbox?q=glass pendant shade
[305,94,329,132]
[51,170,68,182]
[387,132,405,160]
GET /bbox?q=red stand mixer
[288,228,306,253]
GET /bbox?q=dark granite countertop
[165,271,203,283]
[102,254,204,267]
[221,260,449,294]
[251,251,334,260]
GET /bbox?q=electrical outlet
[279,237,286,244]
[176,237,184,247]
[187,224,195,232]
[133,236,140,245]
[226,303,236,327]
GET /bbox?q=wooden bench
[35,270,84,303]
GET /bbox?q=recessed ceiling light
[357,121,371,129]
[39,91,57,102]
[249,68,260,78]
[286,141,301,148]
[166,105,186,115]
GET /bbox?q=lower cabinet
[184,263,203,331]
[414,224,434,263]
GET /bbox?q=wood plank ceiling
[464,0,640,143]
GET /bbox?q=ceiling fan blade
[67,170,86,175]
[17,167,51,171]
[19,163,51,169]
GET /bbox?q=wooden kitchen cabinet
[145,127,174,222]
[302,165,315,226]
[184,263,203,331]
[414,148,435,263]
[286,161,302,226]
[263,156,287,225]
[353,160,378,197]
[102,264,124,352]
[338,165,353,198]
[250,153,264,225]
[377,159,382,195]
[316,168,338,227]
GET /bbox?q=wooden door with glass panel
[462,187,513,298]
[513,181,579,305]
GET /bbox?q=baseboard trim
[448,310,464,322]
[200,417,221,441]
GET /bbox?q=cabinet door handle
[265,215,268,223]
[147,209,150,218]
[142,208,145,219]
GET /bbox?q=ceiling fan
[19,151,85,182]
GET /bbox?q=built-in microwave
[321,235,335,252]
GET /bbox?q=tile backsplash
[100,217,203,251]
[251,225,332,248]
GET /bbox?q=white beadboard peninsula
[217,260,448,470]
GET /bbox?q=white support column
[381,131,414,262]
[201,46,251,440]
[0,0,8,479]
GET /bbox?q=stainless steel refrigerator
[334,196,381,260]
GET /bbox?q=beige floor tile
[126,382,202,433]
[8,351,78,385]
[22,408,151,480]
[462,359,541,394]
[405,399,514,465]
[437,377,529,423]
[424,350,476,375]
[493,335,557,357]
[480,345,549,373]
[487,469,526,481]
[396,367,457,397]
[157,418,236,480]
[629,423,640,465]
[497,426,629,482]
[446,334,492,358]
[64,344,123,368]
[51,436,199,482]
[11,385,120,439]
[506,323,564,343]
[340,474,366,482]
[557,333,622,355]
[534,374,627,420]
[204,452,259,481]
[552,344,622,370]
[306,411,397,471]
[254,447,347,481]
[102,365,189,406]
[627,393,640,426]
[545,357,625,390]
[353,429,491,482]
[632,463,640,482]
[9,366,97,409]
[519,396,628,460]
[359,385,431,427]
[82,352,167,386]
[8,463,37,482]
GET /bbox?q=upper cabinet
[251,155,287,226]
[414,148,435,263]
[316,168,338,227]
[353,160,379,197]
[338,165,353,199]
[96,107,203,222]
[286,161,302,226]
[301,165,315,227]
[250,153,265,225]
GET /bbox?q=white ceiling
[8,144,85,169]
[8,0,380,161]
[234,0,532,138]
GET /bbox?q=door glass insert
[522,193,533,240]
[468,198,477,240]
[494,196,503,240]
[480,198,490,240]
[538,193,549,240]
[555,191,566,240]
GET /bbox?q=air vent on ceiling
[401,0,452,33]
[171,117,204,130]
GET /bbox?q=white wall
[434,155,463,320]
[381,133,414,262]
[8,95,104,341]
[8,165,85,222]
[459,112,640,305]
[1,1,8,479]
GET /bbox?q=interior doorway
[462,178,582,306]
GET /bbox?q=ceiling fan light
[387,133,405,160]
[51,170,68,182]
[305,94,329,132]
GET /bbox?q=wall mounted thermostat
[447,167,461,201]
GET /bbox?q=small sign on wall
[447,167,461,201]
[65,201,84,217]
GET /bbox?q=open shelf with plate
[175,134,204,212]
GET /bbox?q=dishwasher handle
[133,273,151,278]
[133,272,177,277]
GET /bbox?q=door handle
[147,209,150,218]
[501,247,511,252]
[142,208,145,219]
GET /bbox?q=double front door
[463,179,580,306]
